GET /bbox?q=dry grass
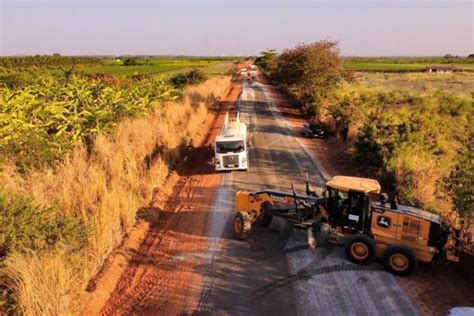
[1,76,231,315]
[354,71,474,97]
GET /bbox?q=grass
[1,76,232,314]
[344,61,474,72]
[80,57,232,76]
[353,71,474,97]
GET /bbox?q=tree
[123,57,140,66]
[441,136,473,227]
[272,41,343,115]
[254,49,278,73]
[468,54,474,58]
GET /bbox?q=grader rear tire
[233,212,252,240]
[383,245,417,276]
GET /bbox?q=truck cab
[215,112,248,171]
[249,65,257,79]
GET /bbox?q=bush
[270,41,343,116]
[0,190,85,313]
[122,57,141,66]
[0,191,85,257]
[254,49,278,74]
[354,112,409,170]
[169,68,206,89]
[440,136,474,226]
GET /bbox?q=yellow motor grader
[232,175,472,275]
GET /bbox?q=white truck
[214,112,248,171]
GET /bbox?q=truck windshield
[216,141,245,154]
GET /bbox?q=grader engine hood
[235,191,251,213]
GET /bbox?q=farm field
[353,71,474,97]
[344,57,474,72]
[0,56,235,90]
[80,57,233,76]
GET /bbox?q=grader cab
[232,175,470,275]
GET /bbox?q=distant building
[426,65,463,73]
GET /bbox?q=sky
[0,0,473,56]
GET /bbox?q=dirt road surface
[101,75,417,315]
[197,79,415,315]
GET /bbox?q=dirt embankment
[260,73,474,316]
[83,78,241,315]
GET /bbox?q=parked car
[302,121,325,138]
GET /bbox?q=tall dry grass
[1,76,231,315]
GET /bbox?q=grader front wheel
[233,212,252,240]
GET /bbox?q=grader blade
[308,227,316,250]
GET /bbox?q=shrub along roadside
[1,76,231,314]
[0,191,85,313]
[439,135,474,227]
[259,41,343,116]
[170,68,206,89]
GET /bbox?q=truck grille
[223,154,239,166]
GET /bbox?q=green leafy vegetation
[343,56,474,72]
[0,73,180,171]
[262,41,343,116]
[0,190,85,312]
[254,49,278,73]
[0,191,85,257]
[170,68,206,88]
[80,56,233,77]
[440,136,474,226]
[0,55,104,72]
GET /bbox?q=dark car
[302,122,325,138]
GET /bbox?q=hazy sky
[0,0,473,56]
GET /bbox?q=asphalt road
[197,79,416,315]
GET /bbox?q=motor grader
[232,175,472,275]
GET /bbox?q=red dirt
[265,74,474,316]
[86,79,241,315]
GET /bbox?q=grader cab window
[327,188,368,230]
[402,216,421,235]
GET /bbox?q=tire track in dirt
[252,263,382,300]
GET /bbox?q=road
[101,77,417,315]
[197,79,416,315]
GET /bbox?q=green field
[344,61,474,72]
[80,57,233,76]
[0,56,236,89]
[343,57,474,72]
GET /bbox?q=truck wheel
[345,234,376,265]
[260,202,273,227]
[233,212,251,240]
[383,245,417,276]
